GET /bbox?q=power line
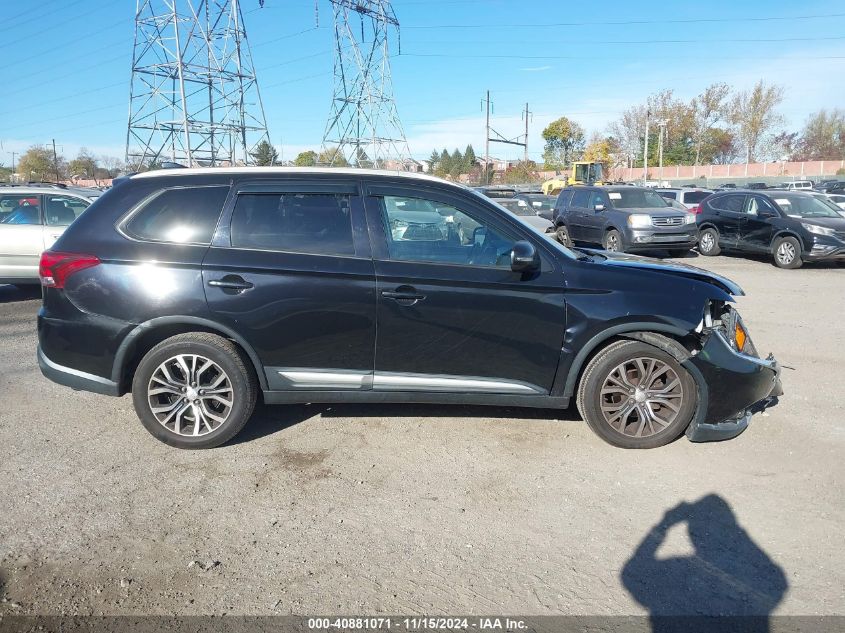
[400,52,845,61]
[404,12,845,29]
[408,35,845,45]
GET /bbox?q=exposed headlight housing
[685,212,696,224]
[802,223,835,236]
[627,214,651,228]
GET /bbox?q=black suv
[37,168,780,449]
[552,186,698,256]
[696,190,845,268]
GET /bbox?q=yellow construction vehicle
[542,161,606,195]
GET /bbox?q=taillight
[39,251,100,289]
[691,205,702,214]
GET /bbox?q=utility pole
[484,90,492,184]
[52,139,59,182]
[657,120,666,185]
[642,110,650,187]
[11,151,16,174]
[522,102,532,162]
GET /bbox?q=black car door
[582,190,609,243]
[739,195,779,252]
[203,179,377,391]
[567,189,592,242]
[710,193,747,246]
[363,181,567,395]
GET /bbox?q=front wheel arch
[769,230,805,254]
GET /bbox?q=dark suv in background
[552,186,698,256]
[38,168,780,450]
[696,189,845,268]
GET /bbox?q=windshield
[772,194,842,218]
[497,199,534,216]
[518,195,555,212]
[607,189,670,209]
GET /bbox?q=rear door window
[712,194,746,213]
[230,192,355,256]
[0,194,41,225]
[124,186,230,244]
[44,195,91,226]
[571,190,590,208]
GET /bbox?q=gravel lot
[0,253,843,618]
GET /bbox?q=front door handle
[208,276,254,291]
[382,286,426,305]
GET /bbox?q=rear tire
[576,340,697,449]
[773,236,803,269]
[131,332,258,449]
[698,227,720,256]
[603,229,623,253]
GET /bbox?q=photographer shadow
[622,494,788,633]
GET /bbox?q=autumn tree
[729,80,785,163]
[68,148,98,179]
[18,145,65,182]
[293,150,318,167]
[318,147,349,167]
[502,160,539,184]
[691,83,730,166]
[250,140,279,166]
[541,117,585,169]
[797,109,845,160]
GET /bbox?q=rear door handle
[208,277,254,291]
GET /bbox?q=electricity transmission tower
[322,0,411,168]
[126,0,271,168]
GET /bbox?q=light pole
[657,120,667,185]
[642,109,650,186]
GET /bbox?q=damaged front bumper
[683,328,782,442]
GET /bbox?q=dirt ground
[0,252,843,618]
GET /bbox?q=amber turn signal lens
[734,321,747,352]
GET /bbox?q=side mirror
[594,204,605,212]
[510,240,539,272]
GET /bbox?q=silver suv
[0,184,100,284]
[656,187,712,209]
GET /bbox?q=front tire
[698,227,720,256]
[131,332,258,449]
[603,229,623,253]
[773,236,803,269]
[576,340,697,449]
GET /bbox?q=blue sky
[1,0,844,165]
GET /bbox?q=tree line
[541,80,845,174]
[0,146,126,183]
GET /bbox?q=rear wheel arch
[698,222,718,233]
[113,317,267,394]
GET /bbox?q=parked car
[814,180,845,193]
[552,185,697,256]
[513,193,557,221]
[37,168,780,450]
[781,180,813,191]
[822,193,845,213]
[655,187,713,209]
[0,185,100,285]
[495,198,554,233]
[474,185,517,199]
[696,190,845,268]
[746,182,768,190]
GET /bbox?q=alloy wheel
[605,234,619,251]
[147,354,233,437]
[599,356,684,438]
[700,232,714,253]
[776,241,795,265]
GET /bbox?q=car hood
[791,216,845,229]
[581,249,745,296]
[616,207,686,216]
